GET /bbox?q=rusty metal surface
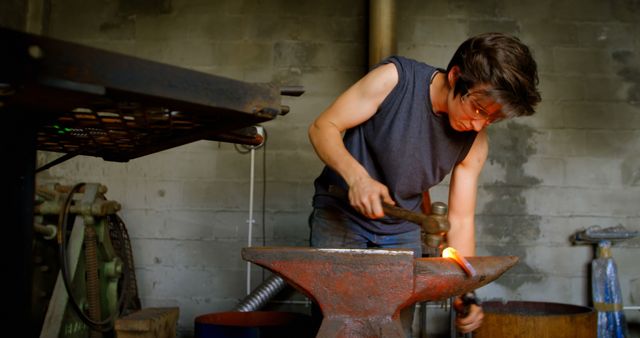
[0,27,284,162]
[410,256,518,304]
[242,246,518,338]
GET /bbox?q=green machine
[32,183,140,338]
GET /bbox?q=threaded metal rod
[84,225,102,338]
[234,275,287,312]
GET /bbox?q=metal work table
[0,26,297,335]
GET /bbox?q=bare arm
[448,130,488,333]
[447,130,488,257]
[308,63,398,218]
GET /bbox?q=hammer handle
[382,203,429,226]
[327,185,439,228]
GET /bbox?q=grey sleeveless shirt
[312,56,477,234]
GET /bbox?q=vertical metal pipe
[26,0,46,34]
[369,0,397,68]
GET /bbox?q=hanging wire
[232,126,268,294]
[262,128,267,248]
[246,147,255,294]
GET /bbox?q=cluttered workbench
[0,26,299,336]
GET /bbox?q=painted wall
[4,0,639,336]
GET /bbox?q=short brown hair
[446,32,541,118]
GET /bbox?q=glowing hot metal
[442,247,477,277]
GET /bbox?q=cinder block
[476,214,542,243]
[559,102,640,129]
[248,16,306,41]
[264,181,309,211]
[622,155,640,186]
[477,275,587,306]
[478,159,507,184]
[213,151,253,181]
[217,42,274,69]
[269,211,313,240]
[267,151,324,181]
[314,42,367,70]
[538,74,585,102]
[523,245,592,277]
[513,215,634,246]
[523,186,640,217]
[180,180,251,210]
[273,41,322,70]
[135,265,246,299]
[584,130,640,158]
[259,124,308,153]
[115,307,179,338]
[564,157,623,187]
[119,209,169,238]
[299,69,363,97]
[411,18,467,47]
[397,44,455,68]
[553,47,615,75]
[520,21,579,47]
[468,20,519,37]
[229,0,365,17]
[629,277,640,306]
[501,0,555,22]
[527,44,554,73]
[522,156,565,186]
[551,1,613,21]
[194,14,250,41]
[117,179,183,210]
[534,129,590,157]
[132,239,245,270]
[575,22,637,49]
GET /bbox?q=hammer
[327,185,450,255]
[327,185,449,232]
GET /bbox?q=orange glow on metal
[442,247,477,277]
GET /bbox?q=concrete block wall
[3,0,638,336]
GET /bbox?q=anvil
[242,247,517,338]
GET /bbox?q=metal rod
[246,148,256,295]
[235,275,287,312]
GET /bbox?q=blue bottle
[592,240,627,338]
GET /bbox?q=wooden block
[115,307,179,338]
